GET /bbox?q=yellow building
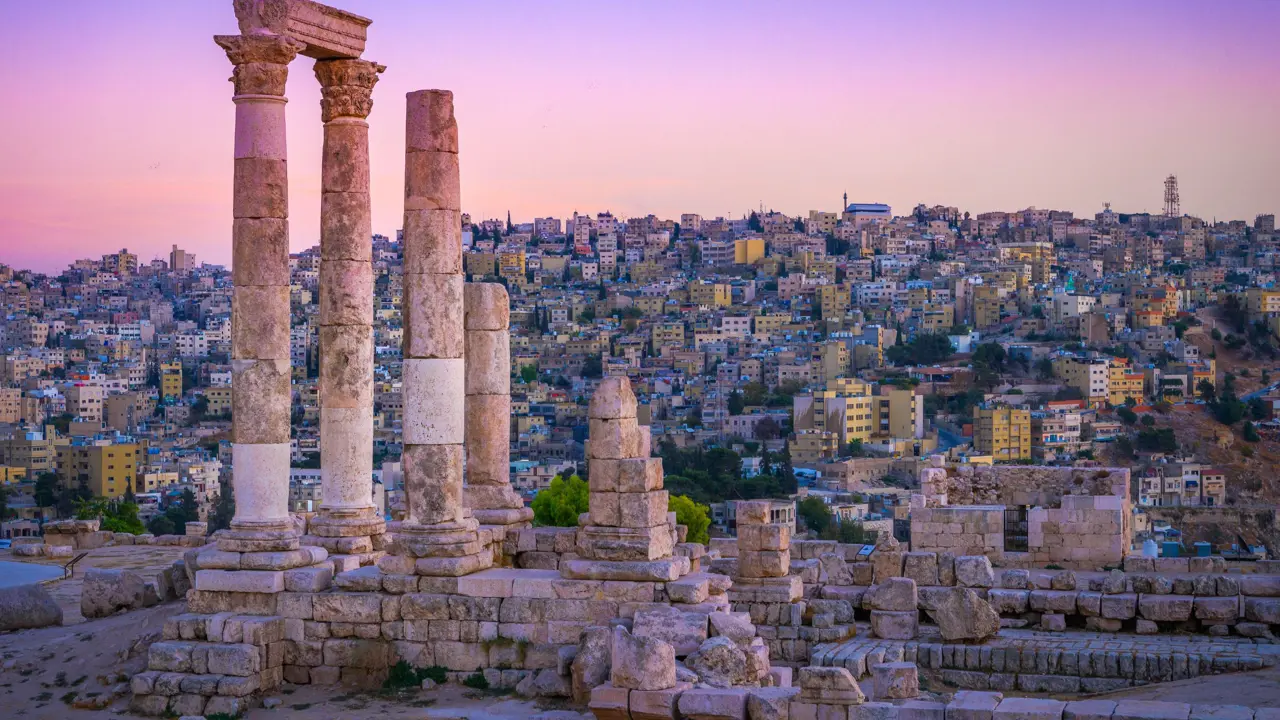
[753,313,790,336]
[1246,288,1280,317]
[789,430,840,464]
[816,285,851,319]
[688,281,731,307]
[651,322,686,349]
[0,466,27,484]
[139,471,178,494]
[921,303,955,334]
[161,361,183,401]
[875,387,926,439]
[734,238,765,265]
[205,387,233,416]
[1107,358,1145,406]
[974,406,1031,461]
[56,442,139,498]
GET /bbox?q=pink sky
[1,0,1277,273]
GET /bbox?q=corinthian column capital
[214,34,306,96]
[315,59,386,122]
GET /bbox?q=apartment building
[974,405,1032,461]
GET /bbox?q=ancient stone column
[308,58,387,568]
[464,282,534,527]
[561,377,688,582]
[729,500,802,603]
[381,90,489,578]
[215,32,306,553]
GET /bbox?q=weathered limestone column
[216,31,305,553]
[307,58,387,569]
[728,500,802,603]
[561,377,689,582]
[381,90,490,578]
[464,282,534,527]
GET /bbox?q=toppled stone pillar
[307,57,387,568]
[463,282,533,528]
[561,377,689,582]
[729,500,802,603]
[383,89,489,578]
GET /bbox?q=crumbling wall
[945,465,1129,508]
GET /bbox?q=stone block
[897,701,945,720]
[986,589,1029,614]
[314,593,383,623]
[323,638,388,669]
[1138,594,1193,622]
[401,358,464,442]
[612,625,678,690]
[746,687,800,720]
[1193,596,1239,624]
[1064,701,1117,720]
[1100,593,1137,620]
[871,662,918,700]
[194,568,285,594]
[993,699,1066,720]
[1028,590,1076,614]
[1245,596,1280,624]
[680,687,750,720]
[591,377,640,420]
[619,491,670,529]
[591,683,633,720]
[403,209,462,274]
[851,703,897,720]
[206,643,261,677]
[954,556,994,588]
[902,553,938,586]
[633,606,709,657]
[284,564,333,592]
[869,611,917,640]
[1112,701,1191,720]
[947,691,1004,720]
[868,578,918,612]
[1188,707,1254,720]
[633,683,693,720]
[590,417,644,460]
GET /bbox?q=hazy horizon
[2,0,1277,273]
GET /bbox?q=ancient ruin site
[1,1,1279,720]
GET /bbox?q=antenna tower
[1163,174,1180,217]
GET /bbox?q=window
[1004,506,1029,553]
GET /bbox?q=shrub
[530,474,589,527]
[462,672,489,690]
[669,494,711,545]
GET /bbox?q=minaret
[843,191,848,211]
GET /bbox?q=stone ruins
[121,2,1280,718]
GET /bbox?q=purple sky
[1,0,1277,272]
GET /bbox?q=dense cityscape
[3,184,1279,548]
[4,1,1280,718]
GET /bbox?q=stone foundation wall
[909,496,1126,569]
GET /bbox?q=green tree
[1034,357,1055,380]
[582,354,603,378]
[1249,396,1269,421]
[1117,406,1138,425]
[208,475,236,533]
[847,438,867,457]
[531,474,589,527]
[147,514,176,536]
[1141,414,1155,427]
[34,472,60,508]
[727,391,745,416]
[885,333,954,366]
[748,211,763,233]
[1244,421,1261,442]
[101,501,145,535]
[669,494,711,544]
[0,484,7,521]
[1197,380,1217,403]
[821,520,867,544]
[797,496,833,536]
[741,382,768,406]
[520,365,538,384]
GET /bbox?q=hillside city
[3,187,1278,554]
